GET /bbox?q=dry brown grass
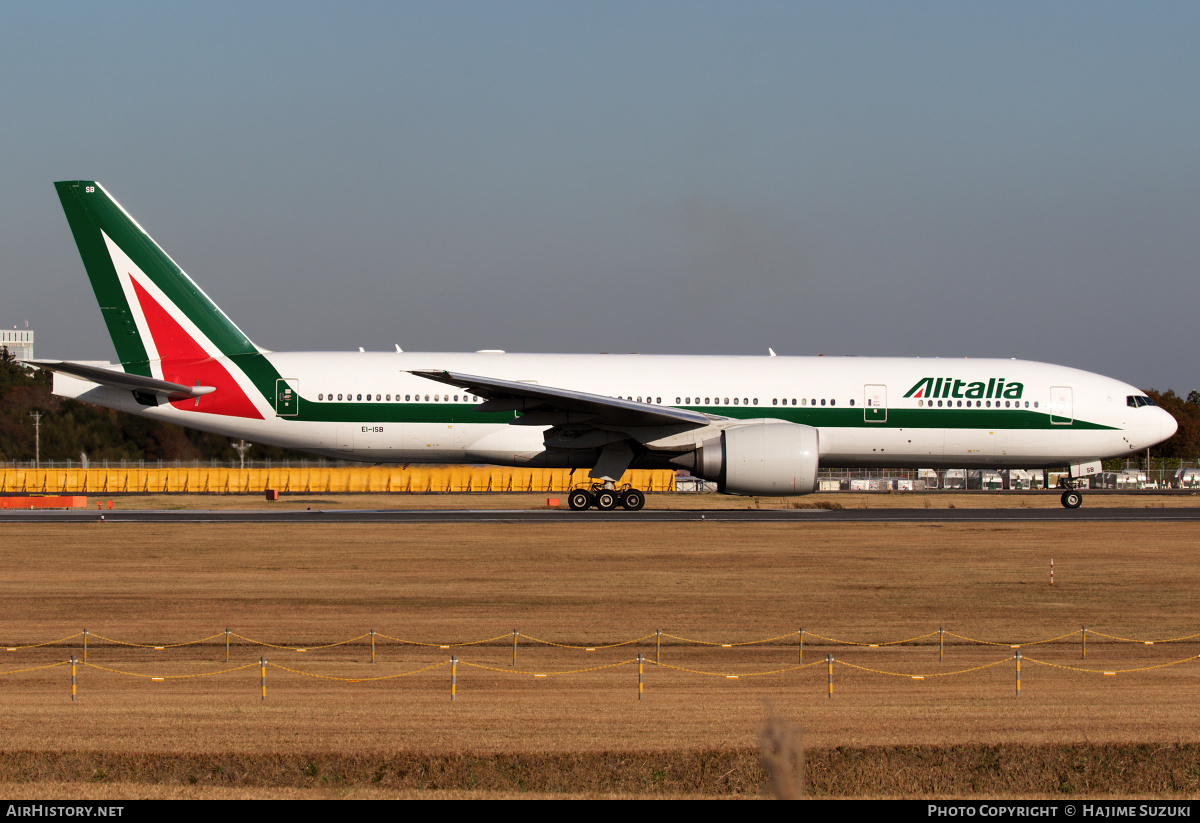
[1,519,1199,797]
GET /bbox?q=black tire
[568,490,593,511]
[620,489,645,511]
[1061,490,1083,509]
[595,490,618,510]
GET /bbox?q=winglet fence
[4,625,1200,702]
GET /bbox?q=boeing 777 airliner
[32,181,1177,510]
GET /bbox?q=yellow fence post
[70,655,77,702]
[450,655,457,702]
[512,629,518,666]
[798,628,804,663]
[225,628,231,663]
[370,629,376,664]
[656,629,661,663]
[1081,626,1087,660]
[260,656,267,701]
[1014,651,1021,698]
[939,627,944,663]
[827,654,833,698]
[638,652,644,701]
[82,628,88,662]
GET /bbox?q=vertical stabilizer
[55,181,274,418]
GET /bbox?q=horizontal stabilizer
[27,360,215,401]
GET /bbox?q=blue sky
[3,2,1198,390]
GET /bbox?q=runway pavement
[3,507,1199,523]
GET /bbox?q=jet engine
[681,420,820,496]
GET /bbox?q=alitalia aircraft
[33,181,1177,510]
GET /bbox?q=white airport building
[1,327,34,362]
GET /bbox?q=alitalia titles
[905,377,1024,401]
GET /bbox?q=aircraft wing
[27,360,215,401]
[409,369,716,430]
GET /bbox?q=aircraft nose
[1161,407,1179,442]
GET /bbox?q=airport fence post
[656,629,661,663]
[1081,626,1087,660]
[70,654,77,702]
[450,655,457,702]
[82,628,88,662]
[1050,558,1054,587]
[827,654,833,698]
[799,629,804,663]
[512,629,518,666]
[638,652,644,701]
[1014,651,1021,698]
[939,627,944,663]
[225,628,231,663]
[260,656,266,701]
[370,629,376,664]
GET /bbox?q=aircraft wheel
[1061,490,1083,509]
[620,489,645,511]
[568,490,593,511]
[595,490,618,510]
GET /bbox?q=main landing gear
[1056,477,1083,509]
[567,484,646,511]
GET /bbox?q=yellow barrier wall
[0,467,677,494]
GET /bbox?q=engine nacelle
[692,421,820,496]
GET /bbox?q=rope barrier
[1021,654,1200,676]
[945,630,1082,648]
[459,659,637,676]
[799,630,939,647]
[5,626,1200,658]
[5,644,1199,702]
[3,634,82,651]
[81,661,259,680]
[0,660,70,675]
[659,631,803,647]
[87,632,227,649]
[834,658,1010,679]
[649,660,824,678]
[266,660,449,682]
[516,633,657,650]
[228,632,370,651]
[1085,631,1200,644]
[372,632,513,648]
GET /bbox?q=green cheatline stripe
[281,400,1114,430]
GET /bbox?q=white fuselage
[54,351,1176,471]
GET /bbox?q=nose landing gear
[1056,477,1084,509]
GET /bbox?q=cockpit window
[1127,395,1156,408]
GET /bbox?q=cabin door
[275,379,299,417]
[1050,386,1073,425]
[864,385,887,423]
